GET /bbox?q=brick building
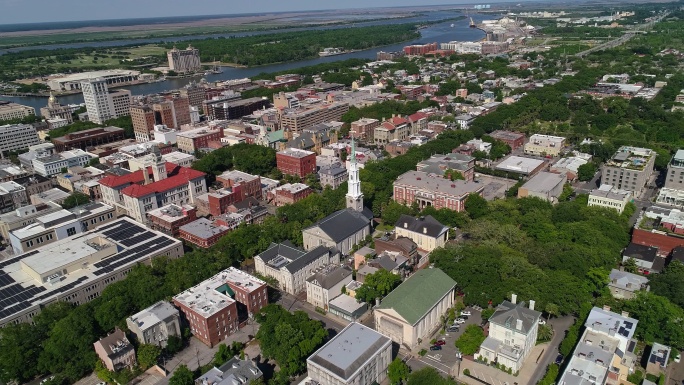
[351,118,380,142]
[216,170,262,200]
[277,148,316,177]
[205,97,269,120]
[272,183,313,206]
[220,267,268,316]
[489,130,526,150]
[177,126,224,153]
[403,42,438,56]
[179,218,230,249]
[278,102,349,132]
[147,204,197,236]
[52,126,126,152]
[131,96,191,142]
[393,170,484,211]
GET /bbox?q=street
[276,291,350,332]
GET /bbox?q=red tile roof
[408,112,428,122]
[389,116,408,125]
[100,162,206,199]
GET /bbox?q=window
[66,227,77,236]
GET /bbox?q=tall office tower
[81,78,130,125]
[167,45,201,73]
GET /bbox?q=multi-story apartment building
[167,45,201,73]
[0,124,40,156]
[277,148,316,177]
[489,130,526,150]
[176,126,224,153]
[523,134,566,157]
[307,322,392,385]
[180,83,206,108]
[588,184,632,213]
[558,307,639,385]
[132,96,192,142]
[179,218,230,248]
[130,105,156,142]
[9,203,116,254]
[394,215,449,252]
[319,164,348,189]
[0,181,28,214]
[216,170,263,201]
[220,267,268,316]
[0,201,62,240]
[273,92,301,109]
[0,217,184,327]
[146,204,197,236]
[350,118,380,142]
[601,146,656,197]
[205,97,270,120]
[99,155,206,223]
[278,102,349,132]
[81,78,131,124]
[374,117,410,145]
[305,264,353,311]
[0,101,35,121]
[664,149,684,190]
[32,149,94,177]
[393,170,485,212]
[126,301,181,348]
[272,183,313,206]
[476,295,541,372]
[255,241,336,295]
[52,126,125,152]
[172,271,240,347]
[403,42,438,55]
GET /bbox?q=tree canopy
[355,269,402,304]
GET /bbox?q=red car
[435,340,446,346]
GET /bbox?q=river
[0,14,487,115]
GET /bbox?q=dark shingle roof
[257,241,304,264]
[285,246,330,273]
[488,300,541,335]
[395,215,449,238]
[623,243,658,262]
[306,265,352,289]
[305,208,372,243]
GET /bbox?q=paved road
[575,13,668,58]
[276,291,349,331]
[528,315,576,385]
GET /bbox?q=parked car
[555,354,563,365]
[435,340,446,346]
[539,319,546,325]
[460,310,472,316]
[40,377,55,385]
[454,318,466,324]
[447,325,460,332]
[460,315,469,320]
[430,345,442,351]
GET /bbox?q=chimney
[529,300,535,311]
[603,305,611,312]
[621,311,630,318]
[143,166,151,185]
[516,319,523,331]
[511,293,517,304]
[423,227,427,234]
[404,222,408,228]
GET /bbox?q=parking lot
[405,307,483,376]
[476,174,519,201]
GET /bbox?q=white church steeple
[346,135,364,212]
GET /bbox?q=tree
[577,163,597,182]
[623,258,638,273]
[406,367,456,385]
[464,193,488,219]
[137,344,161,370]
[388,358,410,385]
[165,335,184,355]
[454,325,486,355]
[545,303,559,320]
[537,324,553,343]
[169,365,194,385]
[355,270,402,303]
[0,323,42,383]
[537,364,559,385]
[650,261,684,308]
[61,192,90,209]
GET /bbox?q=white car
[40,377,55,385]
[454,318,466,324]
[538,319,547,325]
[460,310,472,316]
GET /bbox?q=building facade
[306,264,353,310]
[273,183,313,206]
[276,148,317,177]
[374,268,456,349]
[0,101,35,121]
[394,215,449,252]
[524,134,566,157]
[601,146,656,197]
[588,184,632,213]
[307,322,392,385]
[52,126,125,152]
[0,124,40,156]
[126,301,181,347]
[81,78,131,124]
[393,171,484,211]
[167,45,201,73]
[517,171,567,203]
[94,329,136,372]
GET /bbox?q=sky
[0,0,517,25]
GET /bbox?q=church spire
[346,135,363,212]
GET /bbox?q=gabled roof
[256,241,331,274]
[408,112,428,123]
[304,208,372,244]
[489,300,541,335]
[376,268,456,325]
[395,215,449,238]
[623,243,658,262]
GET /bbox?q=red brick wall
[277,153,316,177]
[173,301,238,347]
[632,228,684,256]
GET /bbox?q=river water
[1,14,487,115]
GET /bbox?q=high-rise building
[131,105,156,142]
[81,78,131,124]
[179,82,206,108]
[131,96,191,142]
[167,45,201,74]
[346,137,364,212]
[0,124,40,155]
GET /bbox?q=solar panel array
[0,219,179,323]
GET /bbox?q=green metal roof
[377,268,456,325]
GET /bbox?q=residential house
[608,269,649,299]
[195,357,263,385]
[93,329,136,372]
[394,215,449,252]
[126,301,181,348]
[306,264,353,311]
